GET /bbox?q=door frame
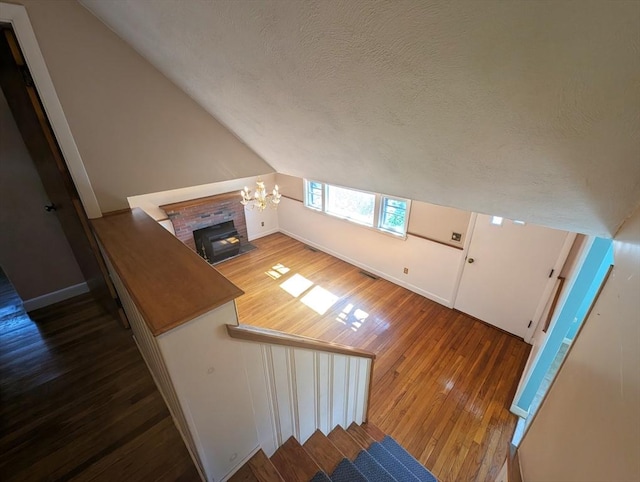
[451,212,576,342]
[0,2,101,219]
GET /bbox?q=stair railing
[227,323,376,456]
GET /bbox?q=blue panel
[514,237,614,413]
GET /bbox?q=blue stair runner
[310,471,332,482]
[325,436,437,482]
[330,458,368,482]
[353,450,396,482]
[367,442,421,482]
[381,436,438,482]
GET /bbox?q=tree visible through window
[325,185,375,226]
[379,197,408,234]
[303,179,410,237]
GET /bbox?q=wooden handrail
[226,324,376,360]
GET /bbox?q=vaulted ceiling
[80,0,639,237]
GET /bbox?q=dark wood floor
[0,269,199,481]
[217,233,531,482]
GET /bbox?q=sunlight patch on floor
[266,263,290,279]
[336,303,370,331]
[280,273,313,297]
[301,286,339,315]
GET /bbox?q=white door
[455,215,569,338]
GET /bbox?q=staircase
[229,422,438,482]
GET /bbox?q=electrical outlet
[451,232,462,242]
[403,267,409,274]
[261,221,264,227]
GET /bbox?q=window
[325,184,375,226]
[305,180,323,210]
[379,197,409,235]
[303,180,410,237]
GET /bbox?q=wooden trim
[364,357,375,423]
[543,276,565,333]
[102,207,132,217]
[226,324,376,360]
[280,193,301,202]
[407,231,464,250]
[159,191,238,212]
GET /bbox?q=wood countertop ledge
[91,208,244,336]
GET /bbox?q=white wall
[14,0,273,213]
[0,89,86,302]
[127,173,279,240]
[277,197,465,307]
[518,206,640,482]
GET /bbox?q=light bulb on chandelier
[240,179,281,211]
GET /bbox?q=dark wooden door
[0,26,126,326]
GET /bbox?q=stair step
[228,463,259,482]
[347,422,376,449]
[271,437,325,482]
[380,436,438,482]
[368,442,421,482]
[303,430,344,475]
[229,449,284,482]
[252,449,286,482]
[353,450,396,482]
[327,426,361,461]
[361,422,386,442]
[330,458,367,482]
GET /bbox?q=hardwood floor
[0,269,199,481]
[217,233,531,482]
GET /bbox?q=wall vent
[359,270,379,280]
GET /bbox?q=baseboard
[23,282,89,312]
[248,227,279,242]
[279,229,451,307]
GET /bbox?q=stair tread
[303,430,344,474]
[347,422,376,449]
[228,463,260,482]
[330,458,368,482]
[247,449,285,482]
[354,450,396,482]
[361,422,386,442]
[327,426,361,461]
[381,436,438,482]
[271,437,324,482]
[368,442,421,482]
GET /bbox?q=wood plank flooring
[0,269,200,481]
[217,233,530,482]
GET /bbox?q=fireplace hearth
[193,221,241,263]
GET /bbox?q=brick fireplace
[160,192,249,258]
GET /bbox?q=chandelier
[240,179,282,211]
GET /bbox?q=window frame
[378,195,411,236]
[303,179,410,239]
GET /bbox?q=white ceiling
[80,0,640,236]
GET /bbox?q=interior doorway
[0,24,120,320]
[510,236,614,445]
[454,214,571,338]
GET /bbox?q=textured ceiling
[80,0,640,236]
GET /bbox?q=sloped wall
[15,0,273,213]
[519,207,640,481]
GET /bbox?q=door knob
[468,258,475,264]
[44,203,57,212]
